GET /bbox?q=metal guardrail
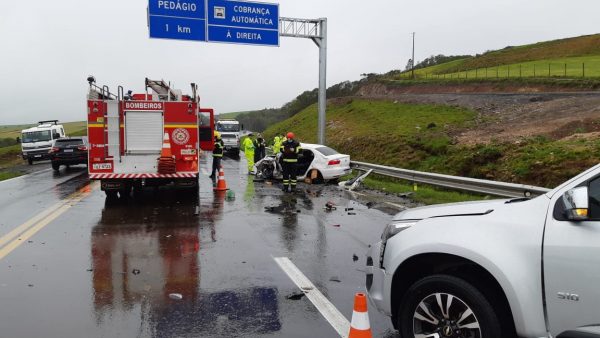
[350,161,551,198]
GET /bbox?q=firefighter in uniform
[210,131,224,183]
[280,132,301,192]
[254,133,266,163]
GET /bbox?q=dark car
[49,138,88,171]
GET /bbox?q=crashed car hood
[393,199,509,221]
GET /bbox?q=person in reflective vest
[242,133,256,174]
[272,135,281,154]
[280,132,301,192]
[210,131,224,183]
[254,134,266,163]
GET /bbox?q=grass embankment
[391,34,600,80]
[263,99,600,202]
[360,174,488,205]
[0,121,87,181]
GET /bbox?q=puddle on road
[90,188,283,337]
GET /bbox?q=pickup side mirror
[563,186,589,221]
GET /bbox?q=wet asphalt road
[0,155,402,338]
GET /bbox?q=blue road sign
[149,15,206,41]
[208,25,279,46]
[148,0,206,41]
[148,0,279,46]
[206,0,279,46]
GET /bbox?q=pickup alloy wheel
[398,275,501,338]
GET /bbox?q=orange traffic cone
[213,166,228,191]
[348,293,372,338]
[161,133,173,158]
[158,132,176,174]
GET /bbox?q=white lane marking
[0,168,52,185]
[274,257,351,338]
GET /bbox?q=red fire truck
[87,77,214,198]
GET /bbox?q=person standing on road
[210,131,224,183]
[242,133,256,174]
[254,134,266,163]
[280,132,301,192]
[272,135,281,154]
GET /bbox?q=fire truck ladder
[145,78,177,101]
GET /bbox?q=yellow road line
[0,182,96,261]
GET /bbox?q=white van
[21,120,66,165]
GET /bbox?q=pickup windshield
[22,130,52,143]
[216,123,240,132]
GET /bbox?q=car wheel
[398,275,501,338]
[28,158,33,165]
[312,171,324,184]
[52,163,60,171]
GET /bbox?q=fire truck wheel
[28,158,33,165]
[105,191,118,199]
[52,163,60,171]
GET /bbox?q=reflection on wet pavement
[91,187,282,337]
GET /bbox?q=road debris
[132,269,141,275]
[324,201,337,211]
[338,169,373,191]
[352,254,359,262]
[169,293,183,300]
[348,212,356,215]
[286,292,306,300]
[345,207,354,211]
[331,224,341,227]
[329,276,341,283]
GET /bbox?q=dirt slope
[358,83,600,144]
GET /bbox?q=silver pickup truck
[366,163,600,338]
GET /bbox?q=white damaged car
[255,143,351,183]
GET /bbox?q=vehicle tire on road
[52,163,60,171]
[28,158,33,165]
[105,191,118,199]
[397,274,501,338]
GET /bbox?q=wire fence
[397,61,600,80]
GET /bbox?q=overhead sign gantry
[148,0,328,144]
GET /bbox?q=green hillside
[0,121,87,139]
[392,33,600,79]
[263,99,600,188]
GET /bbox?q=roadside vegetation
[361,174,488,205]
[0,121,87,181]
[263,98,600,191]
[389,34,600,80]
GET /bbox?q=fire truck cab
[87,77,212,198]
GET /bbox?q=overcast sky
[1,0,599,125]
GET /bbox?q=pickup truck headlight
[381,220,418,242]
[380,220,419,267]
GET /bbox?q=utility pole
[411,32,416,79]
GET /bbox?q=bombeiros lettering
[157,0,197,12]
[125,102,163,110]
